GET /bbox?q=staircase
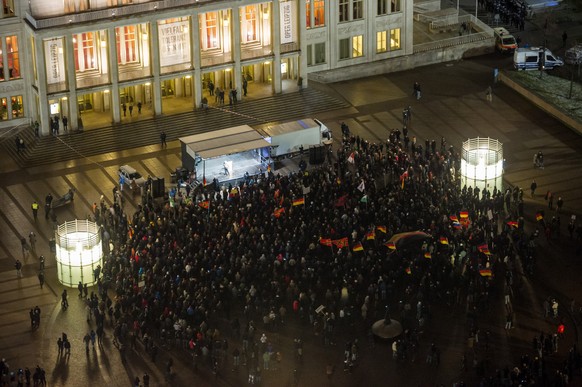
[2,88,350,168]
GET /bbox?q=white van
[513,47,564,71]
[493,27,517,53]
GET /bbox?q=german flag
[198,200,210,209]
[273,208,285,218]
[460,211,469,219]
[319,238,332,247]
[332,237,349,249]
[536,212,543,221]
[385,242,396,250]
[449,215,459,223]
[292,197,305,206]
[478,244,491,255]
[405,267,412,275]
[424,252,432,259]
[507,221,518,228]
[376,225,387,234]
[366,231,375,241]
[352,242,364,252]
[479,269,492,277]
[439,236,449,245]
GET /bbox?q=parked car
[118,165,146,190]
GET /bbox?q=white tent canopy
[180,125,271,160]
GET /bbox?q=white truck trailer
[257,118,332,159]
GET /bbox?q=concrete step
[3,89,349,168]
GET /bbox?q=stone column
[107,27,121,124]
[34,37,50,136]
[298,0,308,87]
[271,1,282,94]
[150,22,162,116]
[192,13,202,108]
[232,5,242,100]
[64,34,78,131]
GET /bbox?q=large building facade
[4,0,412,135]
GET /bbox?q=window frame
[339,0,349,23]
[376,31,387,53]
[353,0,364,20]
[314,0,325,27]
[390,28,401,50]
[352,35,363,58]
[6,35,19,79]
[314,42,326,64]
[339,38,350,60]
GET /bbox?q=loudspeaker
[151,177,165,198]
[309,145,325,164]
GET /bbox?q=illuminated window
[2,0,15,17]
[353,0,363,20]
[201,12,218,50]
[116,25,138,64]
[391,0,401,12]
[6,36,19,79]
[74,33,96,72]
[339,38,349,59]
[339,0,349,22]
[314,1,325,27]
[11,95,22,118]
[378,0,388,15]
[242,5,258,43]
[306,0,311,29]
[0,98,6,119]
[352,35,363,57]
[377,31,387,53]
[390,28,401,50]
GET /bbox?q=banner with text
[158,20,192,67]
[280,1,297,44]
[44,38,66,85]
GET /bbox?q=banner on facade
[280,1,296,44]
[44,38,66,85]
[158,20,191,67]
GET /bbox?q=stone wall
[308,40,494,83]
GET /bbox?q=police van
[513,47,564,71]
[493,27,517,53]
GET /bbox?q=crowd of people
[0,360,47,386]
[480,0,527,31]
[80,114,570,386]
[0,103,554,387]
